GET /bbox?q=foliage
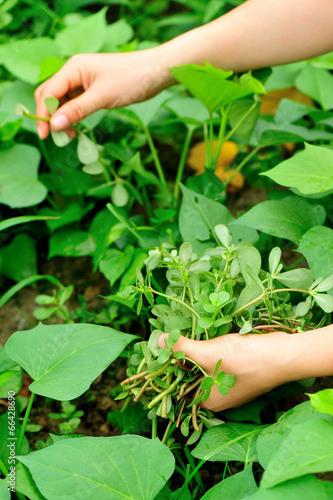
[0,1,333,499]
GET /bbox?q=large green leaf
[298,226,333,279]
[256,401,332,469]
[307,389,333,417]
[0,234,37,282]
[262,144,333,195]
[55,8,108,56]
[0,346,21,398]
[0,112,22,141]
[0,481,10,500]
[128,91,170,126]
[192,423,266,463]
[261,419,333,488]
[244,475,333,500]
[5,323,137,400]
[0,81,37,133]
[179,184,233,254]
[38,203,84,232]
[101,19,134,51]
[166,96,209,126]
[48,229,96,258]
[201,465,258,499]
[295,65,333,110]
[232,196,326,245]
[0,144,47,208]
[274,99,314,124]
[107,405,150,435]
[251,119,333,146]
[0,38,60,84]
[171,63,264,113]
[15,463,46,500]
[19,435,175,500]
[99,246,134,285]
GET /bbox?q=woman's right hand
[34,49,175,139]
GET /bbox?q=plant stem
[17,392,35,456]
[150,288,200,318]
[211,106,229,170]
[145,360,172,380]
[183,357,208,377]
[0,457,8,477]
[147,379,178,409]
[151,417,157,439]
[174,127,195,201]
[23,111,50,122]
[184,446,205,492]
[224,100,258,144]
[207,114,214,168]
[203,122,209,167]
[177,375,204,400]
[143,124,167,188]
[133,379,150,402]
[120,397,131,413]
[232,287,311,317]
[106,203,146,244]
[224,145,260,186]
[121,370,147,386]
[176,399,187,427]
[161,420,173,444]
[46,195,59,211]
[38,138,54,170]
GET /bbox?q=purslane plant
[119,224,333,444]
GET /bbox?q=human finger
[50,84,105,131]
[35,57,85,138]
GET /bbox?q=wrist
[284,327,333,382]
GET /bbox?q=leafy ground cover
[1,1,333,499]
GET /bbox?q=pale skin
[35,0,333,411]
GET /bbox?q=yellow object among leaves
[260,87,314,116]
[187,140,245,194]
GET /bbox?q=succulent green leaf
[45,97,59,115]
[77,133,99,165]
[50,129,72,147]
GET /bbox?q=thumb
[158,333,204,367]
[50,87,103,131]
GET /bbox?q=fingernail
[37,126,43,140]
[51,114,70,131]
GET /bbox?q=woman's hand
[158,331,296,412]
[34,50,175,139]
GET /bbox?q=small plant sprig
[49,401,84,435]
[120,225,333,444]
[15,99,130,207]
[34,285,74,323]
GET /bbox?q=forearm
[155,0,333,74]
[285,325,333,381]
